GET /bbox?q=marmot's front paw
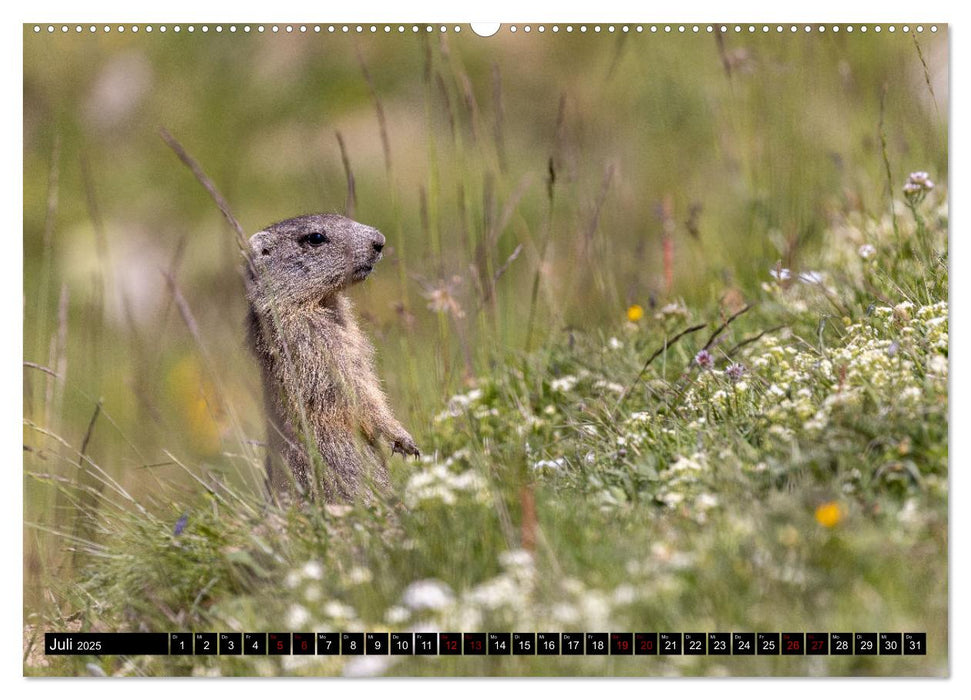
[391,434,420,459]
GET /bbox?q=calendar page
[23,20,948,678]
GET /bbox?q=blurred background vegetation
[23,24,947,675]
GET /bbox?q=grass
[22,26,947,676]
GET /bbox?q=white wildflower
[467,574,520,609]
[659,491,685,507]
[384,606,411,625]
[532,457,566,472]
[343,655,393,678]
[579,592,612,628]
[655,302,688,320]
[436,388,484,420]
[903,171,935,199]
[347,567,372,585]
[612,584,637,605]
[670,454,704,472]
[323,601,356,621]
[767,384,786,398]
[858,243,876,259]
[551,602,581,625]
[402,579,455,611]
[499,549,534,571]
[927,354,947,376]
[302,561,324,581]
[286,604,311,629]
[898,499,920,525]
[594,379,626,394]
[550,375,578,392]
[561,578,586,596]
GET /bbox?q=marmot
[246,213,419,502]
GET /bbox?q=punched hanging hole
[471,23,501,37]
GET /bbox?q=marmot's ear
[250,230,274,257]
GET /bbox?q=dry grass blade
[160,270,202,342]
[584,163,616,242]
[492,63,506,171]
[493,244,523,284]
[78,400,102,467]
[24,361,59,378]
[492,174,534,249]
[911,31,940,118]
[703,303,752,350]
[357,52,393,175]
[24,420,146,513]
[435,72,457,142]
[878,85,900,242]
[79,153,109,265]
[614,322,707,416]
[525,95,566,351]
[42,135,61,250]
[335,130,357,218]
[158,128,251,261]
[73,398,104,566]
[25,521,108,554]
[714,27,732,78]
[164,449,257,514]
[727,324,786,357]
[458,72,480,143]
[33,134,61,367]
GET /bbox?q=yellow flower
[627,304,644,322]
[166,356,224,455]
[814,501,844,528]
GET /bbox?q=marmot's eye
[304,232,328,246]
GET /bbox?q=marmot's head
[248,214,386,308]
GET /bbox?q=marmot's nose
[372,231,386,254]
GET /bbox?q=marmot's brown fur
[246,213,418,502]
